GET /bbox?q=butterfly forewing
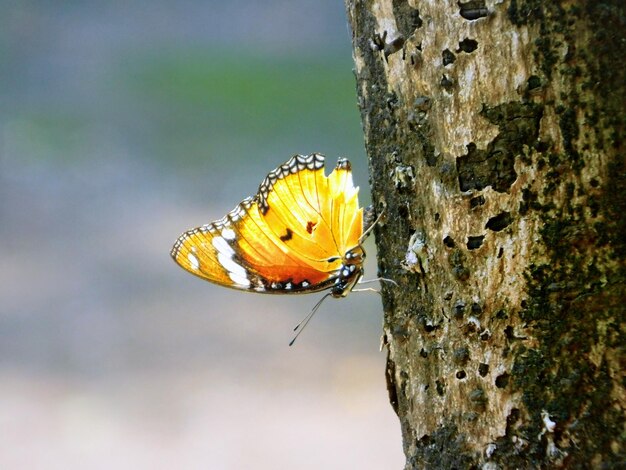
[171,154,365,294]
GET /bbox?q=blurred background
[0,1,404,468]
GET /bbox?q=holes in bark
[435,379,445,396]
[458,38,478,53]
[458,0,489,20]
[442,48,456,66]
[471,302,483,315]
[372,31,406,62]
[458,102,542,193]
[486,211,512,231]
[454,301,466,319]
[457,142,516,192]
[443,235,456,248]
[495,373,510,388]
[535,141,549,153]
[527,75,541,90]
[440,74,454,92]
[497,247,504,258]
[456,370,467,379]
[504,325,515,340]
[478,363,489,377]
[470,195,485,208]
[508,408,520,424]
[420,348,428,358]
[398,204,410,219]
[392,0,423,38]
[467,235,484,250]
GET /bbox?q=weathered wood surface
[345,0,625,467]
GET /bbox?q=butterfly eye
[345,247,365,261]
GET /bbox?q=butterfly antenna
[289,293,331,346]
[359,207,385,244]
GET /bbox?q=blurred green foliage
[125,51,364,171]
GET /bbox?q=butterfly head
[330,246,365,298]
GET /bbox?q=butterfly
[171,153,375,300]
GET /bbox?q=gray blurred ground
[0,2,403,468]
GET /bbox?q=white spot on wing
[228,271,251,288]
[221,228,236,240]
[187,252,200,270]
[211,236,250,287]
[212,236,235,257]
[217,252,247,279]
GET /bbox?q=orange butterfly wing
[171,154,364,294]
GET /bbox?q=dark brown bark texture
[345,0,625,468]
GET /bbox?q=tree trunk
[345,0,625,468]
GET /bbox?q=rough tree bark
[345,0,625,468]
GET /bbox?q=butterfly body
[171,154,370,297]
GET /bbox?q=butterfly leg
[351,287,382,294]
[358,277,398,287]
